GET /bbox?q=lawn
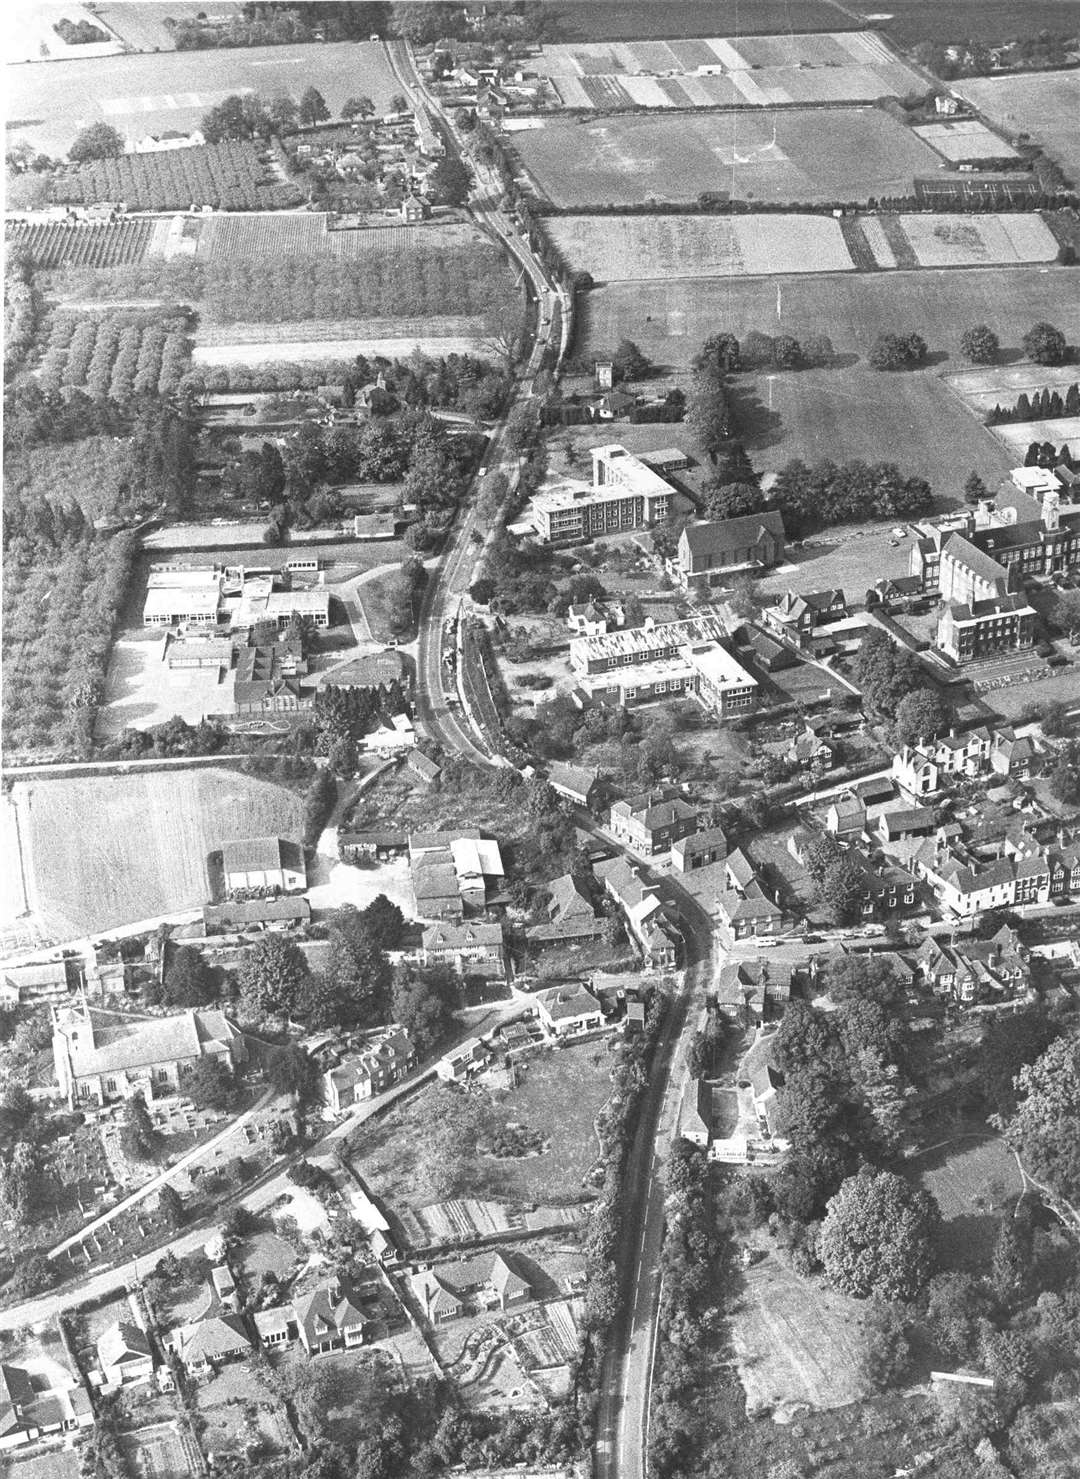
[3,1452,82,1479]
[6,41,400,156]
[354,567,408,644]
[957,72,1080,184]
[910,1133,1023,1271]
[13,767,305,938]
[195,1361,290,1459]
[519,108,937,207]
[729,1243,870,1413]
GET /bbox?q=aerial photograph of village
[2,1,1080,1477]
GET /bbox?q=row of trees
[38,309,193,402]
[987,382,1080,425]
[55,134,301,212]
[766,456,934,537]
[706,327,835,373]
[3,247,41,379]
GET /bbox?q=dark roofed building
[673,510,786,593]
[203,897,311,933]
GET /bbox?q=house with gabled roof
[593,856,680,969]
[294,1280,371,1355]
[609,787,707,856]
[534,983,604,1037]
[527,873,604,947]
[0,1357,94,1451]
[547,761,607,810]
[416,1252,532,1319]
[418,922,505,976]
[825,791,867,839]
[762,588,848,648]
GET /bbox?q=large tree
[391,964,457,1056]
[239,935,310,1021]
[325,906,391,1028]
[892,686,947,747]
[702,480,760,521]
[1023,321,1068,366]
[69,122,124,163]
[821,1170,939,1300]
[298,87,331,127]
[612,338,650,383]
[429,156,471,206]
[1004,1031,1080,1200]
[960,325,1000,365]
[163,944,216,1007]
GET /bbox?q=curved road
[383,40,567,767]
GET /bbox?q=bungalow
[407,751,443,785]
[534,983,604,1037]
[412,1270,466,1324]
[417,1252,531,1318]
[0,1362,94,1451]
[97,1322,153,1387]
[168,1314,252,1377]
[678,1077,711,1147]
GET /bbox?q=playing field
[580,265,1080,369]
[517,107,938,205]
[13,768,305,938]
[534,30,921,109]
[6,40,400,155]
[549,214,853,279]
[956,72,1080,184]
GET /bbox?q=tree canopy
[820,1169,939,1300]
[69,122,124,163]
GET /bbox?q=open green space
[518,108,938,206]
[876,1,1080,48]
[6,41,400,156]
[911,1134,1023,1272]
[957,72,1080,184]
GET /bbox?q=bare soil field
[730,1244,870,1413]
[14,768,305,938]
[519,108,937,206]
[548,213,853,280]
[7,42,400,156]
[911,1134,1022,1271]
[550,2,863,41]
[534,31,921,109]
[956,72,1080,183]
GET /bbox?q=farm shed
[221,837,307,894]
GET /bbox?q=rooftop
[571,612,729,665]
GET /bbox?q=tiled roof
[535,983,601,1022]
[59,1007,239,1079]
[681,510,786,562]
[221,836,302,874]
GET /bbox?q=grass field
[729,1244,870,1413]
[549,214,853,279]
[355,1041,613,1210]
[579,265,1080,368]
[518,108,937,206]
[956,72,1080,184]
[7,41,400,156]
[549,1,862,41]
[14,768,305,938]
[96,1,242,51]
[911,1134,1022,1271]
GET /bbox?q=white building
[528,444,674,543]
[143,569,223,629]
[570,614,756,715]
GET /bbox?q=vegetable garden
[37,308,194,399]
[44,141,302,212]
[6,217,154,269]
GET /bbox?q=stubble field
[549,213,853,279]
[14,768,305,938]
[517,108,939,206]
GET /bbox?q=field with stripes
[533,29,922,108]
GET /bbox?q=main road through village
[0,41,710,1479]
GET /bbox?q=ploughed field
[517,107,940,206]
